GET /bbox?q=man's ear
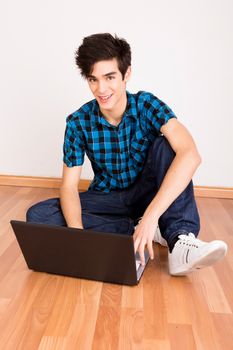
[124,66,131,82]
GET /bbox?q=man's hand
[133,216,157,265]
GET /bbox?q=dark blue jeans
[26,136,200,246]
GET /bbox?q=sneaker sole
[169,243,227,276]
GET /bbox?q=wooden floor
[0,185,232,350]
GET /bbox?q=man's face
[86,58,131,114]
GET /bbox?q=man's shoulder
[129,90,162,108]
[66,98,97,124]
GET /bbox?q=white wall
[0,0,232,186]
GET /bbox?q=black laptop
[10,220,150,286]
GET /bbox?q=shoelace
[177,233,201,248]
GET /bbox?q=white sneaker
[153,226,167,247]
[168,233,228,276]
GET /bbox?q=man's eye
[107,76,114,80]
[88,78,96,83]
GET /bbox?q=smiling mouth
[98,94,113,102]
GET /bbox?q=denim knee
[25,198,66,225]
[151,136,175,169]
[26,203,42,222]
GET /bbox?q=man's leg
[122,136,227,275]
[26,198,67,226]
[79,190,135,234]
[122,135,200,246]
[26,190,135,235]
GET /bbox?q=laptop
[10,220,150,286]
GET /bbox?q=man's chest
[83,122,154,168]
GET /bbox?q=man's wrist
[142,209,159,224]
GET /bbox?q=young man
[27,33,227,276]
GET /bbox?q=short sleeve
[63,118,85,167]
[144,93,177,132]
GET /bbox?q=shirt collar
[91,91,137,129]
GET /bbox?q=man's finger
[138,244,146,266]
[147,240,154,260]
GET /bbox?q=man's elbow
[196,151,202,165]
[191,151,202,168]
[59,184,78,198]
[178,149,202,168]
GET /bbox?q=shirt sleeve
[63,117,85,167]
[144,93,177,133]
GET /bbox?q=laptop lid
[10,220,149,286]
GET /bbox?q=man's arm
[59,163,83,228]
[133,118,201,264]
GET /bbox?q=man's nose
[97,80,108,94]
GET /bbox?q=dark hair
[75,33,131,79]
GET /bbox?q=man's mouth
[98,94,113,102]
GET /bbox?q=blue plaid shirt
[63,91,176,192]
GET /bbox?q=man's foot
[168,233,227,276]
[153,226,167,247]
